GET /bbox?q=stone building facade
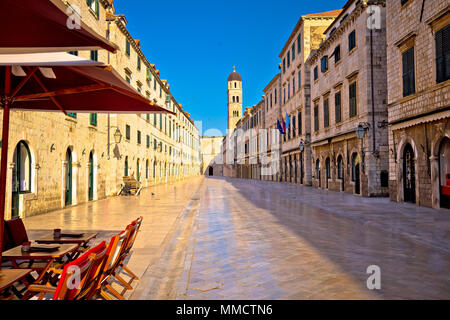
[2,0,201,219]
[386,0,450,209]
[279,10,342,187]
[306,0,389,197]
[201,136,225,176]
[262,73,282,181]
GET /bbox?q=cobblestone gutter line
[130,178,204,300]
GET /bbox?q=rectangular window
[293,77,295,95]
[323,98,329,128]
[146,135,150,148]
[137,56,141,70]
[125,124,131,140]
[283,88,286,104]
[314,66,318,80]
[314,104,319,131]
[154,139,157,150]
[283,58,286,73]
[89,113,97,126]
[335,91,342,123]
[274,89,277,104]
[402,47,416,97]
[298,71,301,89]
[321,56,328,72]
[270,93,273,108]
[348,30,356,52]
[297,111,302,135]
[126,39,130,56]
[292,115,296,138]
[349,82,357,117]
[334,45,341,63]
[68,51,78,56]
[435,25,449,83]
[292,44,295,61]
[90,50,98,61]
[146,68,152,83]
[159,114,162,130]
[401,0,409,5]
[297,34,301,53]
[154,78,157,90]
[137,130,141,144]
[126,76,130,84]
[287,52,290,68]
[288,83,290,99]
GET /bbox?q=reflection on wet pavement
[23,176,450,299]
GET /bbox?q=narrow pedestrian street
[24,177,450,300]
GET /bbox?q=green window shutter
[90,113,97,126]
[435,25,449,83]
[323,98,329,128]
[402,47,415,97]
[335,91,342,123]
[349,82,357,117]
[67,113,77,119]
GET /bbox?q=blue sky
[113,0,347,135]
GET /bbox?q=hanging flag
[285,113,291,130]
[281,116,286,133]
[277,119,285,135]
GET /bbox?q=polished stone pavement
[24,176,450,299]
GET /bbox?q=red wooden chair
[23,241,107,300]
[89,230,130,300]
[114,217,143,291]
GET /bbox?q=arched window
[12,141,32,193]
[337,155,343,179]
[326,157,331,179]
[315,159,320,179]
[351,153,359,181]
[234,82,237,88]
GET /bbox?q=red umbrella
[0,53,173,263]
[0,0,118,54]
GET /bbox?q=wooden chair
[22,241,107,300]
[114,217,143,291]
[89,230,131,300]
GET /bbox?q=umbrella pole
[0,66,11,266]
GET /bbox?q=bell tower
[227,66,242,133]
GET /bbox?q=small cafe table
[0,269,32,299]
[35,232,98,248]
[2,244,79,284]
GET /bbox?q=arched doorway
[300,154,304,184]
[208,166,213,176]
[352,153,360,195]
[65,148,73,206]
[439,138,450,209]
[11,141,32,218]
[316,159,321,188]
[88,151,94,201]
[403,144,416,203]
[136,159,140,181]
[337,155,344,191]
[325,157,331,189]
[124,156,129,177]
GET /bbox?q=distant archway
[208,167,213,176]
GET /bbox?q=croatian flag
[277,119,285,135]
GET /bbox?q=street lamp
[356,124,366,140]
[299,140,305,152]
[113,128,122,144]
